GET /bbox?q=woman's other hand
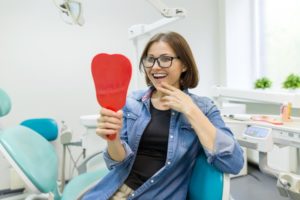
[157,82,197,115]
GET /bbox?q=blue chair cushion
[20,118,58,141]
[0,88,12,117]
[188,153,224,200]
[0,126,59,195]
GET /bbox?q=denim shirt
[82,88,244,200]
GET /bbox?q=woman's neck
[151,90,170,110]
[151,89,165,99]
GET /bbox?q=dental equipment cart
[224,115,300,200]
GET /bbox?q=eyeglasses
[142,55,180,68]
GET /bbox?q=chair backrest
[20,118,58,141]
[188,152,230,200]
[0,88,12,117]
[0,125,60,199]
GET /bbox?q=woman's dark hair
[139,31,199,89]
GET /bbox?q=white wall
[0,0,221,189]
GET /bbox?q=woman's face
[144,41,186,89]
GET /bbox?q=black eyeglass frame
[142,55,180,68]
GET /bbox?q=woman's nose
[152,60,161,69]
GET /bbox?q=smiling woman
[82,31,244,200]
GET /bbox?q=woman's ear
[182,66,187,72]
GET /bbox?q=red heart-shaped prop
[91,53,132,140]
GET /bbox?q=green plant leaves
[254,77,272,89]
[282,74,300,89]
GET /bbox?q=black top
[125,101,171,190]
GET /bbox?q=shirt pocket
[179,124,197,148]
[124,111,139,131]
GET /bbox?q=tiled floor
[231,164,288,200]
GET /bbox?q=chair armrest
[222,174,231,200]
[62,168,108,200]
[77,151,104,174]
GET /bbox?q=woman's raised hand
[157,82,197,115]
[96,108,123,141]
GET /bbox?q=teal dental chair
[0,125,109,200]
[0,89,108,200]
[0,126,230,200]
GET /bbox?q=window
[259,0,300,88]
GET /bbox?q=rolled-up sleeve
[204,128,235,158]
[201,98,244,174]
[203,129,244,174]
[103,140,134,170]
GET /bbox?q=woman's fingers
[99,115,121,124]
[97,108,123,141]
[100,108,123,119]
[96,128,116,135]
[96,128,116,139]
[160,82,177,91]
[98,121,122,130]
[156,85,173,95]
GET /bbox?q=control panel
[239,125,273,152]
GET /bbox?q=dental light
[128,0,187,40]
[53,0,84,26]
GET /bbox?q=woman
[82,31,244,200]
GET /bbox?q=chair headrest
[0,88,12,117]
[20,118,58,141]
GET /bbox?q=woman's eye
[160,56,172,62]
[146,57,155,62]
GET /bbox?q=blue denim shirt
[82,88,244,200]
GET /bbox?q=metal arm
[128,0,187,40]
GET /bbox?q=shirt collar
[141,87,155,102]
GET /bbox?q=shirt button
[167,161,171,165]
[127,114,130,117]
[131,193,135,197]
[150,179,154,183]
[170,135,174,139]
[172,112,175,115]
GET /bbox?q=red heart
[91,53,132,140]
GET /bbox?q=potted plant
[282,73,300,90]
[254,77,272,89]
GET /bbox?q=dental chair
[0,125,109,200]
[0,126,229,200]
[0,89,108,200]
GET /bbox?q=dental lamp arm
[128,0,187,40]
[146,0,186,18]
[128,17,181,40]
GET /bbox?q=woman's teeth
[153,73,167,79]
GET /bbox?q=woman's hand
[96,108,123,141]
[157,82,197,115]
